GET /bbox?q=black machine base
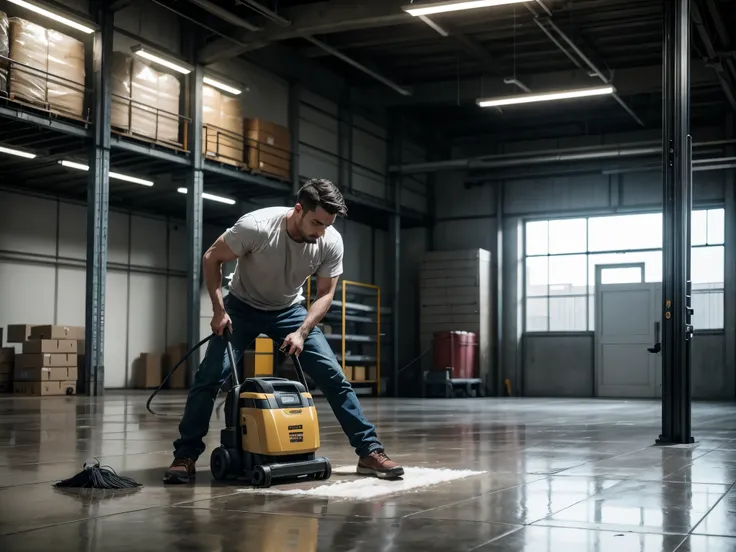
[422,370,486,398]
[210,444,332,487]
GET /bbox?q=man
[164,178,403,483]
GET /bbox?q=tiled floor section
[1,393,736,551]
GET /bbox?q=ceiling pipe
[303,36,412,96]
[184,0,261,31]
[390,139,736,174]
[236,0,290,27]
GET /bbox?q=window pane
[692,290,724,330]
[691,209,707,246]
[707,208,725,245]
[549,254,587,295]
[549,296,587,331]
[587,212,662,252]
[526,220,548,255]
[588,294,595,331]
[692,246,724,287]
[525,256,548,297]
[526,297,548,331]
[600,266,643,284]
[588,251,662,294]
[548,218,587,254]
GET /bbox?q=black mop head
[53,459,142,489]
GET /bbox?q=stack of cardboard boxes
[245,118,291,180]
[0,328,13,393]
[12,325,83,396]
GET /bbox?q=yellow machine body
[239,391,321,456]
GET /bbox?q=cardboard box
[7,324,35,343]
[15,353,78,369]
[245,118,290,150]
[352,365,366,381]
[164,344,188,389]
[13,381,77,396]
[23,339,77,354]
[30,325,84,341]
[343,365,354,382]
[46,27,85,117]
[15,366,78,382]
[134,353,162,389]
[368,365,378,381]
[202,84,244,165]
[0,347,14,363]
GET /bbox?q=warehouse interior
[1,0,736,550]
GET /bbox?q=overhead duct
[390,139,736,174]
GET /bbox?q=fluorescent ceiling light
[418,15,449,36]
[477,85,615,107]
[58,160,154,186]
[7,0,95,33]
[59,159,89,171]
[203,76,242,95]
[177,187,236,205]
[132,46,191,74]
[0,145,37,159]
[402,0,531,17]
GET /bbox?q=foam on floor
[237,466,486,500]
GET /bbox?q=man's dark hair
[297,178,348,217]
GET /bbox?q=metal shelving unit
[306,277,389,396]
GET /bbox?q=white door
[594,264,662,398]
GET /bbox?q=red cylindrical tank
[432,331,477,378]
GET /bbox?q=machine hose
[146,332,308,418]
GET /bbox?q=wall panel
[55,267,86,327]
[104,271,130,389]
[126,273,167,386]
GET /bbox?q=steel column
[657,0,694,445]
[387,111,403,397]
[186,64,205,382]
[495,182,505,397]
[288,81,301,197]
[83,6,113,397]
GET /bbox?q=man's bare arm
[298,275,338,338]
[202,234,238,330]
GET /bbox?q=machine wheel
[315,458,332,481]
[210,447,232,481]
[252,465,272,488]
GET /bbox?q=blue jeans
[173,292,383,461]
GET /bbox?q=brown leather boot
[357,450,404,479]
[163,457,196,484]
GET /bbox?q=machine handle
[223,327,240,387]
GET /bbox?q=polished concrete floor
[1,392,736,551]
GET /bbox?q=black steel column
[186,64,204,383]
[658,0,694,445]
[388,111,403,397]
[83,6,113,397]
[288,81,301,198]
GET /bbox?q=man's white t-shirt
[222,206,344,310]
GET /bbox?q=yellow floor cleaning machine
[210,330,332,486]
[147,329,332,488]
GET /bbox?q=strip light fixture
[131,45,192,75]
[177,187,236,205]
[477,85,615,108]
[7,0,95,34]
[0,145,37,159]
[402,0,531,17]
[203,76,242,95]
[58,160,154,186]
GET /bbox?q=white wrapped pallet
[0,11,8,94]
[8,17,48,106]
[157,71,180,143]
[46,28,85,117]
[110,51,132,130]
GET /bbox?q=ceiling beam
[198,0,409,64]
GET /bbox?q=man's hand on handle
[211,310,233,336]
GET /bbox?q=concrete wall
[431,125,736,400]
